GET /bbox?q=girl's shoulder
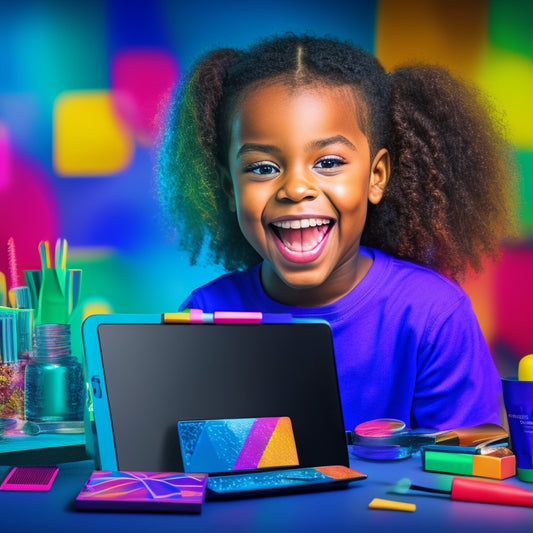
[359,248,478,337]
[365,246,470,306]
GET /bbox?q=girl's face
[225,82,389,306]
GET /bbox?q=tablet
[82,312,349,472]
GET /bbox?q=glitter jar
[24,323,85,423]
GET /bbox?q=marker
[502,353,533,482]
[163,310,294,324]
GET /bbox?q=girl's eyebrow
[236,135,357,159]
[236,143,281,158]
[307,135,357,152]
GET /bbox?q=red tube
[451,476,533,507]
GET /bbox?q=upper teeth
[272,218,330,229]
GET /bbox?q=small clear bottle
[24,323,85,423]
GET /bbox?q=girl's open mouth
[270,218,333,263]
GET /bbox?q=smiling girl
[158,34,516,431]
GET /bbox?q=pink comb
[0,466,59,491]
[7,237,20,290]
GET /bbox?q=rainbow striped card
[178,417,299,473]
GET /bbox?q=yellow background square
[53,90,134,176]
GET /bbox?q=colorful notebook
[75,470,208,512]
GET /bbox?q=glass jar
[24,323,85,423]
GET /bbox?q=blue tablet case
[82,313,349,473]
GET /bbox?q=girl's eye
[315,157,345,170]
[245,161,280,176]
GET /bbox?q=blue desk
[1,451,532,533]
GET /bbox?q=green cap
[517,467,533,483]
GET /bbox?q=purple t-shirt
[180,246,502,431]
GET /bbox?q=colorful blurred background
[1,0,532,377]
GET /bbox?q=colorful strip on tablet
[178,417,300,473]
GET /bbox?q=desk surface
[1,450,532,533]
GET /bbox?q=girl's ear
[368,148,390,205]
[219,165,236,212]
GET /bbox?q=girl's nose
[276,168,319,203]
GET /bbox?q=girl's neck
[260,253,372,308]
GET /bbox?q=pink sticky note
[0,152,59,279]
[495,247,533,357]
[0,122,10,190]
[111,49,179,145]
